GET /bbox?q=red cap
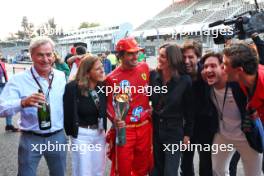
[70,47,76,55]
[116,37,142,52]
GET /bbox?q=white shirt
[211,87,246,141]
[0,67,66,133]
[69,62,78,81]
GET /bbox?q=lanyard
[30,67,54,100]
[88,89,100,110]
[213,85,228,120]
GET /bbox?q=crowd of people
[0,34,263,176]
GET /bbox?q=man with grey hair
[0,36,67,176]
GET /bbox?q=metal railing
[12,66,26,74]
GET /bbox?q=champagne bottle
[38,89,51,130]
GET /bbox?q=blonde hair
[53,52,64,64]
[75,54,100,94]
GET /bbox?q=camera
[209,0,264,44]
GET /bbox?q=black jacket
[190,62,219,144]
[63,80,107,138]
[150,71,194,143]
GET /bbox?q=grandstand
[57,23,133,56]
[205,7,237,23]
[0,40,30,63]
[155,0,195,17]
[183,10,213,25]
[0,23,133,59]
[1,0,264,59]
[133,0,264,56]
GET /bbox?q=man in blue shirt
[101,52,112,75]
[0,37,67,176]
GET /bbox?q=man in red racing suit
[106,37,153,176]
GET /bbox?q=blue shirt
[102,58,112,75]
[0,67,66,133]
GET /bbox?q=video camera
[209,0,264,44]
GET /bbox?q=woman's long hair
[159,43,186,78]
[53,52,64,64]
[75,54,100,94]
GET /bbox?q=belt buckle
[35,129,61,137]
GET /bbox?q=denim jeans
[17,130,67,176]
[152,138,181,176]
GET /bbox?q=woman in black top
[150,44,194,176]
[63,55,107,176]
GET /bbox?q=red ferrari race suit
[106,62,153,176]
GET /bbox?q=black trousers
[180,136,213,176]
[180,148,212,176]
[152,137,181,176]
[229,151,240,176]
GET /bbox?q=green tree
[48,18,56,30]
[16,30,26,40]
[6,33,18,41]
[36,17,60,40]
[16,16,35,39]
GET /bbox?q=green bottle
[38,89,51,130]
